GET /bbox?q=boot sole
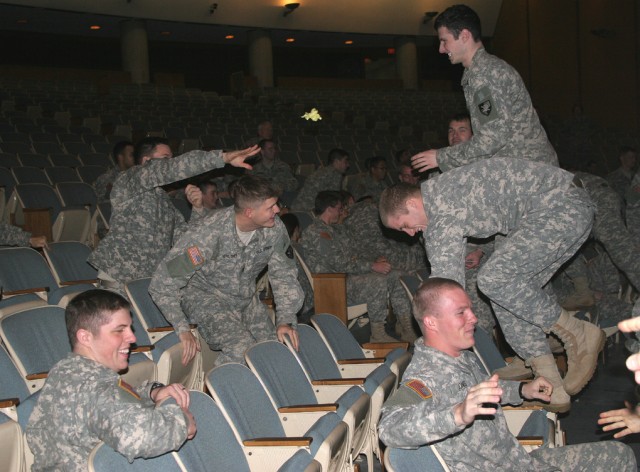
[564,329,606,395]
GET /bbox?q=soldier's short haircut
[258,138,275,149]
[196,179,217,194]
[313,190,343,216]
[65,289,130,349]
[134,136,170,165]
[231,174,278,212]
[620,145,637,157]
[378,183,421,226]
[434,4,482,41]
[365,156,386,171]
[449,112,471,125]
[111,140,133,165]
[326,148,350,165]
[412,277,464,330]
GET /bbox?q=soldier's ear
[76,328,93,347]
[424,315,437,331]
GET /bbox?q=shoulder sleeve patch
[285,245,294,259]
[473,86,498,125]
[166,246,205,278]
[187,246,204,266]
[319,231,332,240]
[406,379,433,399]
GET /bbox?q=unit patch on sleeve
[406,379,433,399]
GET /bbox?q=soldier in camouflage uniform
[0,221,47,248]
[378,278,636,472]
[88,137,259,294]
[249,138,298,194]
[292,148,350,210]
[26,290,195,472]
[301,190,411,343]
[346,156,389,202]
[379,157,602,412]
[411,5,557,174]
[607,146,637,206]
[93,141,135,203]
[150,175,303,367]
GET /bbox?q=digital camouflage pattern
[343,199,426,272]
[301,217,412,323]
[88,150,223,286]
[149,206,303,366]
[436,48,558,172]
[607,166,635,205]
[574,171,640,293]
[378,343,636,471]
[250,159,298,194]
[93,167,120,203]
[0,221,31,247]
[292,166,343,211]
[26,354,188,472]
[346,173,388,203]
[420,157,593,359]
[465,239,496,333]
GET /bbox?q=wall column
[395,36,418,90]
[248,29,274,89]
[120,19,150,84]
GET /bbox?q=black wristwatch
[150,382,165,397]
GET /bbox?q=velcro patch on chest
[406,379,432,399]
[118,378,141,400]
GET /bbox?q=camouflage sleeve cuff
[174,321,191,335]
[500,379,523,405]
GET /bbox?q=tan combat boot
[527,354,571,413]
[562,277,595,310]
[397,314,419,344]
[493,357,533,381]
[550,309,606,395]
[370,321,400,343]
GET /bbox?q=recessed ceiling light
[89,25,101,30]
[225,34,235,40]
[16,19,28,24]
[285,38,295,43]
[160,31,171,36]
[344,40,353,45]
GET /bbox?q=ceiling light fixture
[89,25,101,30]
[225,34,235,40]
[285,38,295,43]
[283,3,300,17]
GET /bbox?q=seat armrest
[26,372,48,380]
[147,326,174,333]
[362,342,409,350]
[311,378,366,386]
[0,398,19,409]
[278,403,338,413]
[60,279,99,286]
[337,358,385,364]
[2,286,49,297]
[244,437,313,447]
[517,436,544,446]
[131,345,154,353]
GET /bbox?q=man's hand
[411,150,438,173]
[520,377,552,402]
[179,331,201,366]
[453,374,502,426]
[465,249,484,270]
[598,401,640,438]
[182,406,197,440]
[277,324,299,351]
[372,260,391,274]
[151,383,190,409]
[29,235,48,249]
[222,145,260,170]
[185,184,203,210]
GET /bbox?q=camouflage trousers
[465,263,496,333]
[592,195,640,292]
[347,273,388,323]
[530,440,636,471]
[184,295,277,366]
[477,186,594,359]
